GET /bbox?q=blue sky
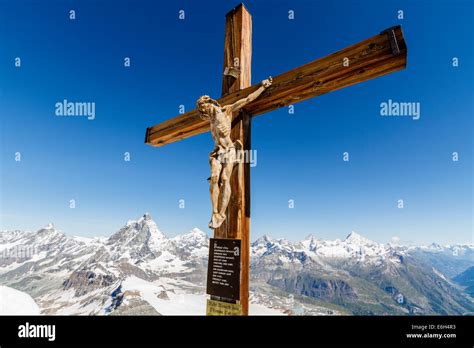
[0,0,472,245]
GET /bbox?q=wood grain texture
[228,111,251,316]
[214,3,251,316]
[221,4,252,95]
[145,26,407,147]
[215,3,251,241]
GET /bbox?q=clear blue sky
[1,0,472,245]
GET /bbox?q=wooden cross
[145,3,407,315]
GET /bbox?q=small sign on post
[206,238,241,301]
[206,299,242,316]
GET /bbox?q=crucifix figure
[145,3,407,315]
[196,77,272,229]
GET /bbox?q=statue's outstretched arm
[226,77,272,113]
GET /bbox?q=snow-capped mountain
[249,232,474,315]
[0,215,473,315]
[107,213,167,261]
[393,241,474,279]
[252,231,402,264]
[0,214,211,315]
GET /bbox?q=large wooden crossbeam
[145,26,406,147]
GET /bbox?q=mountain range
[0,213,473,315]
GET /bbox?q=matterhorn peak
[107,213,166,251]
[126,213,153,226]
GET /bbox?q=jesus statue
[196,77,273,229]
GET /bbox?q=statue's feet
[209,213,226,229]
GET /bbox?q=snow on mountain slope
[119,276,284,315]
[171,228,209,258]
[250,232,474,315]
[304,231,398,263]
[417,243,474,257]
[120,276,205,315]
[1,214,473,316]
[0,214,214,315]
[106,212,167,262]
[0,285,41,315]
[251,231,401,267]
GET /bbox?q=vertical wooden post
[216,3,251,315]
[221,4,252,95]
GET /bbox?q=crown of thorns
[196,95,221,108]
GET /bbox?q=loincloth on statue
[209,140,243,165]
[207,141,243,182]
